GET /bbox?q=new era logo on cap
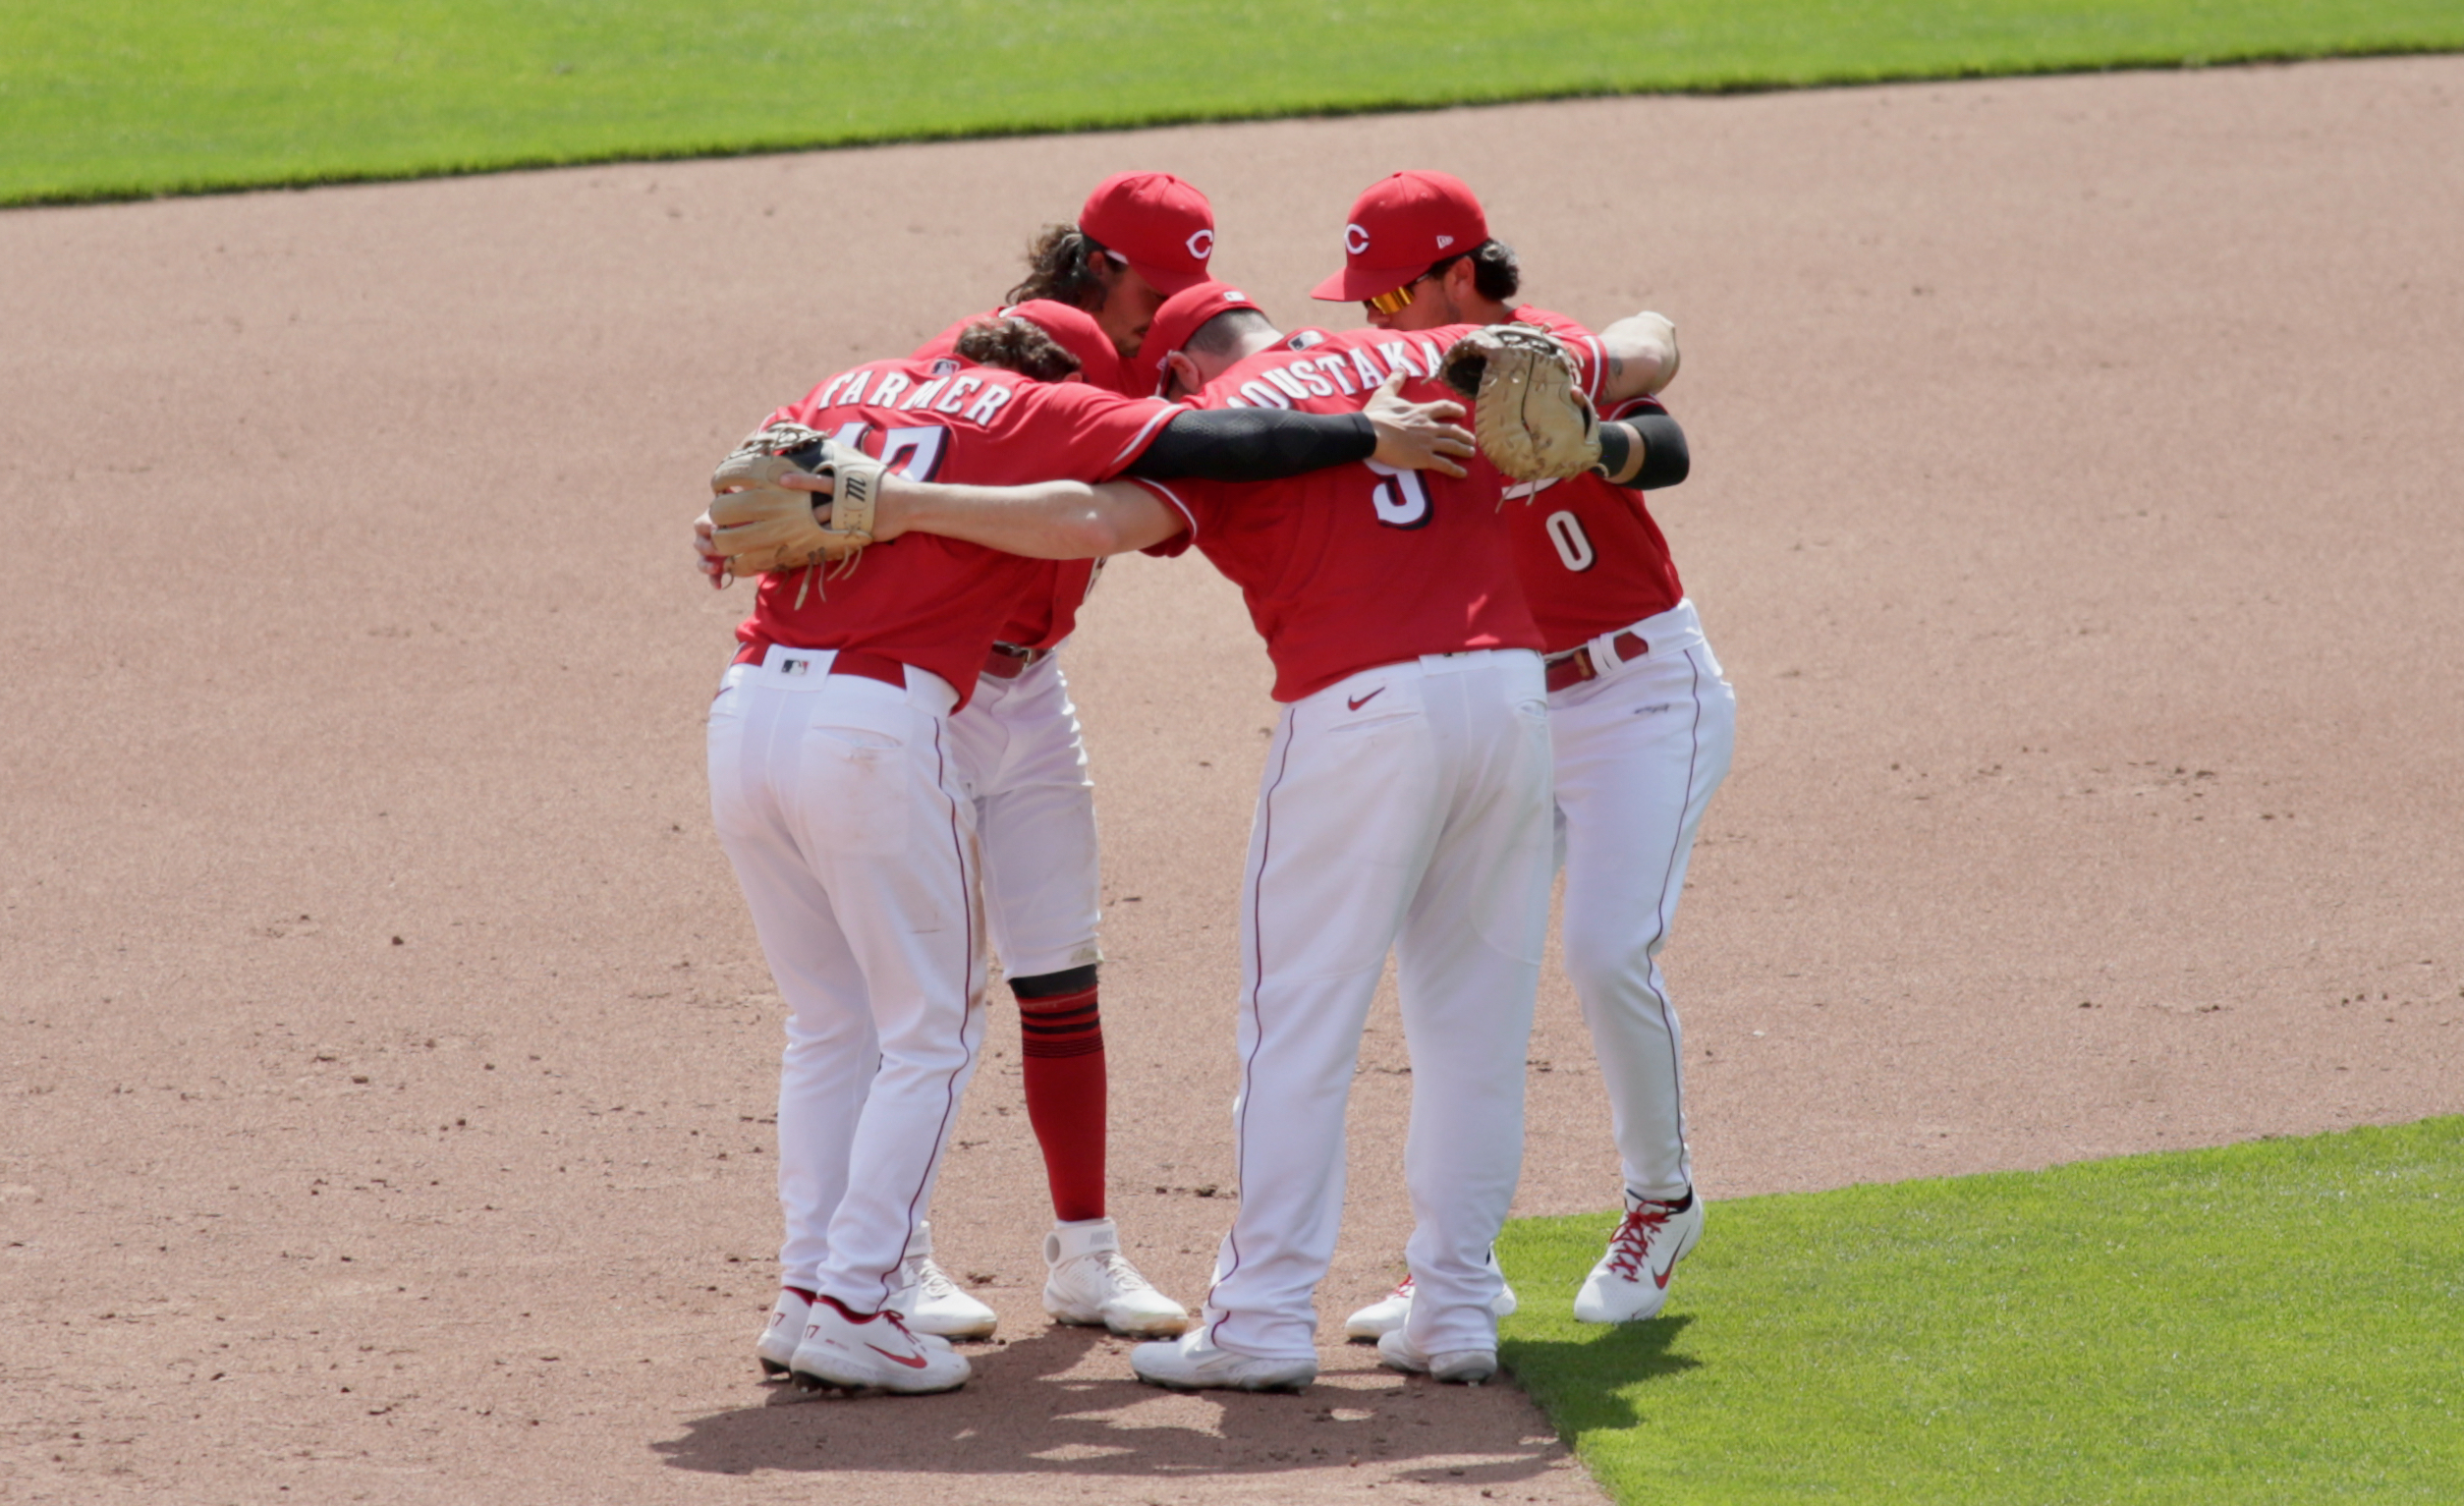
[1313,171,1489,303]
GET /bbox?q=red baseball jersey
[1133,322,1548,702]
[1501,306,1686,651]
[912,313,1112,652]
[734,356,1180,705]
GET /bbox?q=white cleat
[1375,1326,1498,1385]
[756,1289,810,1378]
[1043,1218,1192,1337]
[1343,1258,1519,1342]
[1573,1191,1704,1324]
[788,1294,971,1395]
[1130,1330,1316,1393]
[886,1221,1000,1339]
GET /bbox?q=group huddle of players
[695,170,1737,1395]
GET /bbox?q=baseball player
[1001,170,1218,361]
[793,281,1677,1391]
[1317,172,1730,1336]
[705,303,1478,1393]
[880,171,1220,1344]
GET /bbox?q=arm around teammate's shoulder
[866,474,1186,560]
[1125,374,1471,482]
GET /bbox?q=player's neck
[1232,326,1284,362]
[1459,296,1514,326]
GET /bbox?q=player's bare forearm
[1363,371,1475,479]
[798,473,1182,559]
[1598,311,1680,403]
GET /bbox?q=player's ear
[1161,351,1201,401]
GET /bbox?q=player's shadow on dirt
[651,1320,1674,1484]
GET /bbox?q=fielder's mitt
[708,422,887,590]
[1440,325,1600,483]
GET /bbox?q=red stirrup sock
[1012,966,1106,1224]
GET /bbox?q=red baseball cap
[1132,281,1265,396]
[1079,172,1218,295]
[1311,170,1488,302]
[999,300,1130,395]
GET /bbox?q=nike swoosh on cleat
[868,1344,930,1369]
[1347,688,1384,711]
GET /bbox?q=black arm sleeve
[1595,413,1690,491]
[1125,409,1377,482]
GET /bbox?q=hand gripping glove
[1440,325,1601,482]
[707,422,887,593]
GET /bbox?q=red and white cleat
[1343,1255,1519,1342]
[756,1288,810,1378]
[789,1294,971,1395]
[1573,1191,1703,1324]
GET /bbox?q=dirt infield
[5,54,2460,1504]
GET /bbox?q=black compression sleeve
[1595,414,1690,491]
[1126,409,1377,481]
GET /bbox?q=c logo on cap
[1187,228,1215,260]
[1345,223,1371,255]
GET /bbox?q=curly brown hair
[952,316,1084,383]
[1004,223,1113,310]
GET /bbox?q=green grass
[6,2,2463,206]
[1496,1116,2464,1504]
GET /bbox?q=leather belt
[1542,630,1648,693]
[731,641,907,689]
[981,641,1045,682]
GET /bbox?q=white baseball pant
[706,646,989,1311]
[946,648,1103,978]
[1201,648,1555,1362]
[1548,599,1736,1201]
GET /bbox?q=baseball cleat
[1573,1190,1704,1324]
[885,1222,999,1339]
[1342,1256,1520,1342]
[1130,1331,1316,1393]
[1042,1217,1193,1337]
[1374,1326,1498,1385]
[756,1288,811,1378]
[788,1294,971,1395]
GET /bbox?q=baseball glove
[1440,325,1600,483]
[707,422,887,591]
